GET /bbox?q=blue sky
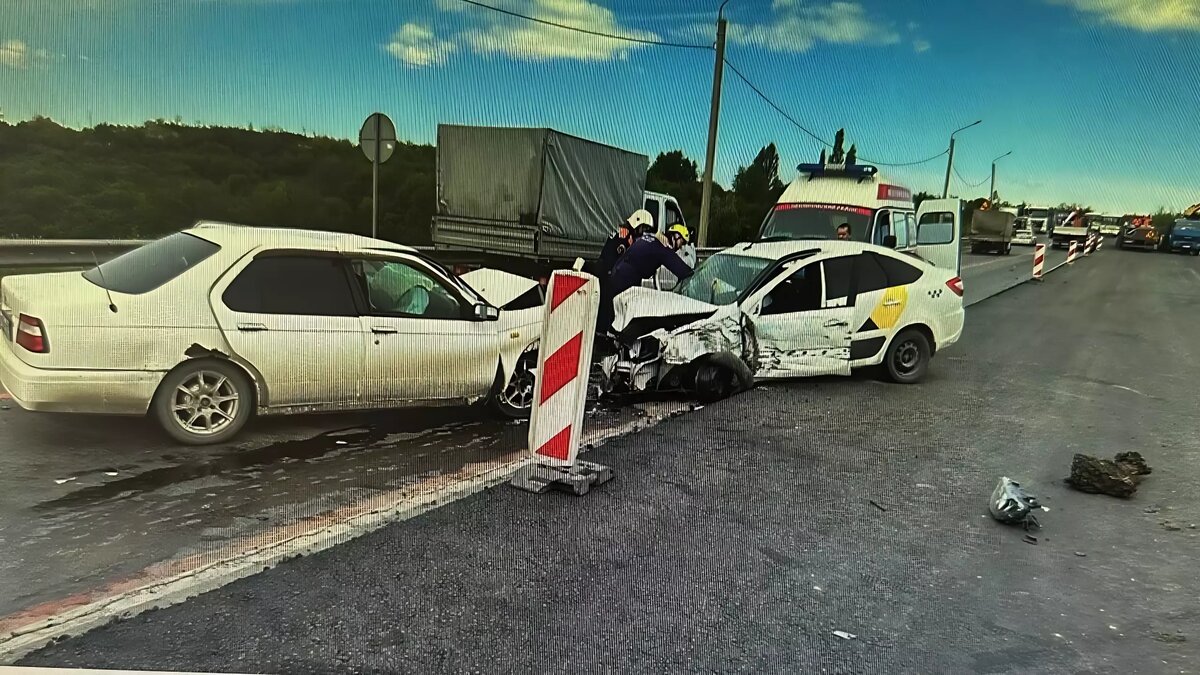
[3,0,1199,213]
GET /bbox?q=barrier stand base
[509,460,613,496]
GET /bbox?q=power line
[954,166,989,188]
[721,56,949,168]
[456,0,714,50]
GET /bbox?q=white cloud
[1048,0,1200,31]
[724,1,901,53]
[913,39,931,53]
[460,0,660,62]
[0,39,28,69]
[385,23,456,67]
[388,0,663,66]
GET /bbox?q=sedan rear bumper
[0,344,161,415]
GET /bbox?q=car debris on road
[1064,451,1153,498]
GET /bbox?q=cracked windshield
[2,0,1199,673]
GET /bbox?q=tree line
[0,117,803,247]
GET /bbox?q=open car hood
[612,286,721,337]
[459,268,541,310]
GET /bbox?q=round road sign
[359,112,397,164]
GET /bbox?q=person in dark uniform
[596,209,653,279]
[599,223,695,333]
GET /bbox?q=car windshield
[758,204,874,242]
[675,252,774,305]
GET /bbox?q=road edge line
[0,403,687,664]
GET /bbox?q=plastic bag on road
[989,476,1042,530]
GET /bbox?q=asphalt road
[18,245,1198,673]
[0,244,1056,629]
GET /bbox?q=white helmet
[626,209,654,231]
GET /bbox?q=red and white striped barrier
[1067,240,1078,264]
[510,266,612,495]
[1033,243,1045,280]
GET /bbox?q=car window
[874,210,892,246]
[664,201,684,229]
[82,232,220,295]
[918,212,955,244]
[822,256,856,307]
[892,212,912,249]
[856,252,890,294]
[223,255,357,317]
[873,252,923,285]
[760,262,822,315]
[906,212,919,246]
[643,199,658,229]
[353,259,464,320]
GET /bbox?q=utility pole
[942,120,982,199]
[989,150,1012,203]
[697,1,730,248]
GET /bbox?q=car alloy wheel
[152,359,253,445]
[172,370,241,436]
[494,345,537,419]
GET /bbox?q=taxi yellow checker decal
[869,285,908,329]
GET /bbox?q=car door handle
[371,326,398,334]
[824,320,849,328]
[237,322,267,332]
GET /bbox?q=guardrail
[0,239,722,270]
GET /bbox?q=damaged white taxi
[600,239,965,401]
[0,222,545,445]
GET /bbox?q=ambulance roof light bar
[796,162,878,183]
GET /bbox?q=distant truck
[1050,209,1090,249]
[1022,205,1055,234]
[1116,215,1160,251]
[430,124,691,286]
[1166,213,1200,256]
[965,201,1015,255]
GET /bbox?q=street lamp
[989,150,1013,203]
[697,0,733,248]
[942,120,983,198]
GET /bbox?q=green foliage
[0,119,787,249]
[0,117,436,243]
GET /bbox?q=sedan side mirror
[473,303,500,321]
[883,234,898,249]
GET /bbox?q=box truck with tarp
[431,124,691,285]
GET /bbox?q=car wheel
[694,361,738,403]
[885,329,931,385]
[492,345,537,419]
[152,359,253,445]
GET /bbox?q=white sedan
[0,222,545,445]
[600,240,965,401]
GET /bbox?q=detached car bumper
[0,344,161,415]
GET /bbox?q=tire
[693,361,739,403]
[152,359,254,445]
[884,329,931,385]
[491,345,537,419]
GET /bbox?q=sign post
[358,112,397,239]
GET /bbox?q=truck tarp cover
[969,209,1015,235]
[437,124,648,242]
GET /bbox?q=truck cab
[642,190,696,291]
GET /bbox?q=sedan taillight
[16,314,48,353]
[946,277,964,297]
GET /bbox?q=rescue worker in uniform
[596,209,653,279]
[599,223,695,333]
